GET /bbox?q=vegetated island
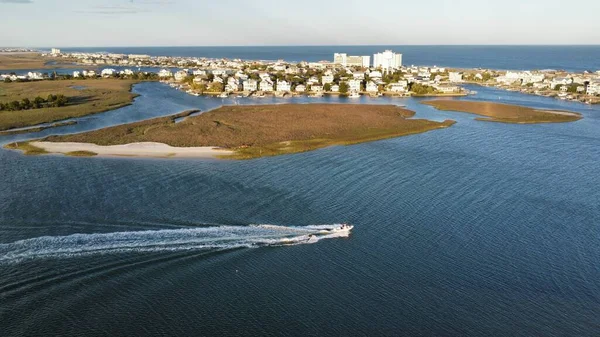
[0,53,80,71]
[422,100,582,124]
[6,104,455,159]
[0,79,138,131]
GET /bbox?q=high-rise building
[333,53,370,68]
[373,50,402,70]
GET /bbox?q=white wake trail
[0,224,352,264]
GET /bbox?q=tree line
[0,94,68,112]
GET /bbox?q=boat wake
[0,224,352,264]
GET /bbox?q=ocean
[1,80,600,336]
[50,45,600,72]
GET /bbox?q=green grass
[65,151,97,157]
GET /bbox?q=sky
[1,0,599,47]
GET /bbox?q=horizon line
[16,44,600,49]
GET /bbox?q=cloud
[75,5,150,15]
[0,0,34,3]
[74,1,174,15]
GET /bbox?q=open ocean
[1,47,600,336]
[52,45,600,72]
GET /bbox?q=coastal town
[1,48,600,104]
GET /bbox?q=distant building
[259,79,274,92]
[587,82,600,95]
[373,50,402,70]
[158,69,173,78]
[276,80,291,92]
[174,70,189,82]
[27,72,44,80]
[101,68,117,77]
[449,72,463,83]
[50,48,61,55]
[322,74,334,84]
[366,81,378,93]
[243,79,258,91]
[333,53,370,68]
[330,84,340,93]
[348,79,362,92]
[295,84,306,92]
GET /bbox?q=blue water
[48,45,600,72]
[1,83,600,336]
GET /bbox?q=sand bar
[30,141,233,158]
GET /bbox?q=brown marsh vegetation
[422,100,582,123]
[42,104,455,159]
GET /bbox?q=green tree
[324,83,332,92]
[339,82,349,95]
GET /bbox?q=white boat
[218,93,228,98]
[348,92,360,98]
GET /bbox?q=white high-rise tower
[373,50,402,70]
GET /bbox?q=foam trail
[0,224,351,264]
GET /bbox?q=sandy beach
[30,141,234,158]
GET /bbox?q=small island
[0,79,138,131]
[422,100,582,123]
[7,104,455,159]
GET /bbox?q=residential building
[449,72,463,83]
[388,81,408,92]
[276,80,291,92]
[158,69,173,78]
[373,50,403,70]
[50,48,61,55]
[295,84,306,92]
[366,81,378,93]
[330,84,340,93]
[311,85,324,92]
[348,79,362,92]
[322,74,334,84]
[353,71,365,80]
[587,82,600,95]
[101,68,117,77]
[243,79,258,92]
[27,72,44,80]
[333,53,370,68]
[174,70,189,82]
[259,79,274,92]
[73,71,81,78]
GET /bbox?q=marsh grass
[422,100,582,123]
[0,79,138,130]
[43,104,455,159]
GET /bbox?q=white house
[366,81,378,93]
[276,80,291,92]
[295,84,306,92]
[369,70,383,79]
[311,85,324,92]
[348,79,362,92]
[388,82,408,92]
[353,71,365,80]
[587,82,600,95]
[550,77,573,90]
[27,72,44,80]
[243,79,258,92]
[260,79,274,92]
[73,71,81,78]
[226,77,240,92]
[158,69,173,78]
[120,69,134,76]
[322,74,334,84]
[330,84,340,93]
[101,68,117,77]
[193,69,207,76]
[449,72,463,83]
[174,70,189,82]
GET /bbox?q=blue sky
[1,0,599,47]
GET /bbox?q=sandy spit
[31,142,234,159]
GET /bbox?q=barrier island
[8,104,455,159]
